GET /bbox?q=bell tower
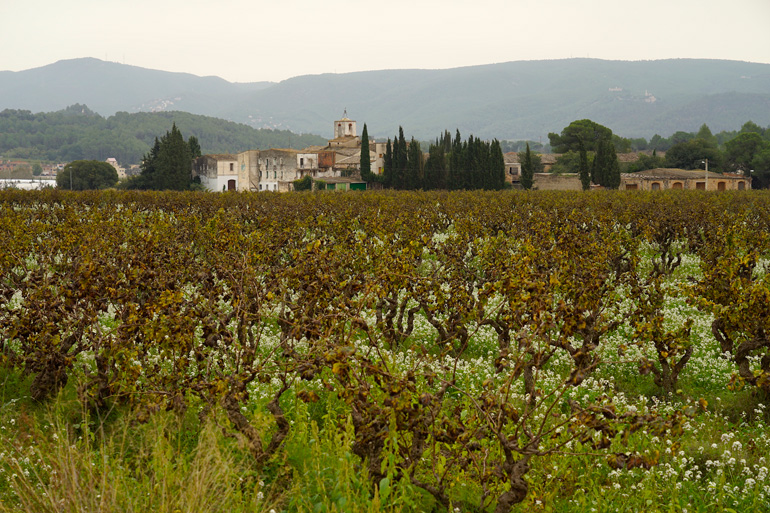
[334,108,357,139]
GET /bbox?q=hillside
[0,106,327,165]
[2,58,770,141]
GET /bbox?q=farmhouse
[621,168,750,191]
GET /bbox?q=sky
[2,0,770,83]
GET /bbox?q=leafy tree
[670,131,695,145]
[664,139,723,171]
[293,175,313,191]
[56,160,119,190]
[696,123,718,148]
[551,151,582,175]
[520,143,534,190]
[751,148,770,188]
[548,119,613,153]
[612,134,632,153]
[740,120,764,136]
[32,162,43,176]
[626,152,665,173]
[360,123,372,181]
[724,132,767,174]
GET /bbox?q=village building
[192,110,381,192]
[105,158,127,179]
[192,154,239,191]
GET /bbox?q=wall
[533,173,581,191]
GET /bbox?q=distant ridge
[2,58,769,140]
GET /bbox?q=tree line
[547,119,770,188]
[361,126,506,190]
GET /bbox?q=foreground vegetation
[1,189,770,512]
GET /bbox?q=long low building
[621,168,750,191]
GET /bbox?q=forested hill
[0,106,328,165]
[2,57,770,141]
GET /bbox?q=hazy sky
[2,0,769,83]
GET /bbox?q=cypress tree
[395,127,408,189]
[360,123,371,180]
[592,138,605,186]
[383,138,393,188]
[605,141,621,189]
[490,139,506,190]
[448,130,463,190]
[407,137,423,190]
[579,141,591,190]
[520,143,534,190]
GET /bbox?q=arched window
[738,181,746,190]
[651,182,661,190]
[672,182,683,189]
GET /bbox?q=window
[229,163,234,172]
[738,181,746,190]
[625,184,638,190]
[718,181,726,191]
[300,157,304,167]
[651,182,661,190]
[672,182,683,189]
[696,182,706,190]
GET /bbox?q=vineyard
[1,189,770,512]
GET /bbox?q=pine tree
[520,143,534,190]
[188,136,202,159]
[136,123,193,191]
[360,124,371,181]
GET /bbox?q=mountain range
[2,57,769,142]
